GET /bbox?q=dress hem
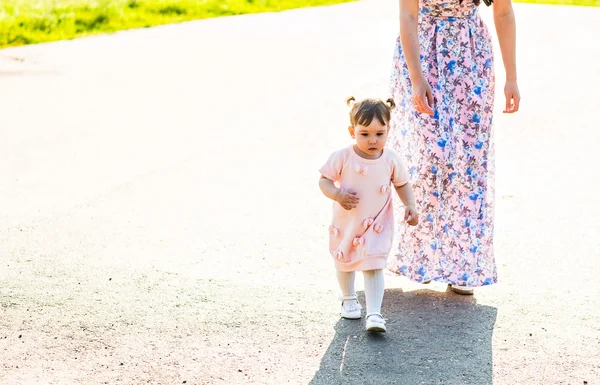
[334,254,388,272]
[386,268,498,287]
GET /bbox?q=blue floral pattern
[387,0,497,287]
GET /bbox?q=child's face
[348,118,389,159]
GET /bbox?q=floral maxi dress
[388,0,497,287]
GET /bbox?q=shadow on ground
[310,286,497,385]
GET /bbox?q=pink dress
[388,0,497,286]
[320,146,410,272]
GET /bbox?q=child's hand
[404,204,419,226]
[336,190,359,210]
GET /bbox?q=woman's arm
[399,0,434,115]
[493,0,521,113]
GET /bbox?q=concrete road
[1,0,599,383]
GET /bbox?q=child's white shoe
[339,295,362,319]
[365,313,386,332]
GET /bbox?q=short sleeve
[319,150,344,182]
[390,151,410,187]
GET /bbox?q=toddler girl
[319,96,418,332]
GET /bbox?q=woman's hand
[503,80,520,113]
[411,76,435,115]
[404,204,419,226]
[335,190,359,210]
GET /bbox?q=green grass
[0,0,354,48]
[515,0,599,5]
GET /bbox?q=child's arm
[319,176,359,211]
[395,182,419,226]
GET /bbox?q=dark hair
[346,96,396,127]
[469,0,493,6]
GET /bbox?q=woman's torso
[418,0,479,20]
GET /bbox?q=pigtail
[385,98,396,110]
[346,96,394,127]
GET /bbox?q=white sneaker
[450,285,474,295]
[365,313,386,332]
[339,295,362,319]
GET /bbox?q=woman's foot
[340,296,362,319]
[450,285,474,295]
[365,313,386,332]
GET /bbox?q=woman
[388,0,520,294]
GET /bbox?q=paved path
[1,0,599,383]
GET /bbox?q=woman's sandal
[450,284,475,295]
[339,295,362,319]
[365,313,386,332]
